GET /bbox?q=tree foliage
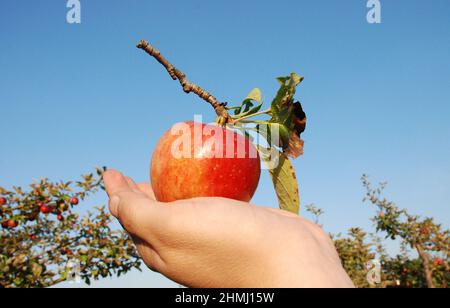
[0,168,141,288]
[1,170,448,288]
[310,176,449,288]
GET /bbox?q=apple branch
[137,40,233,125]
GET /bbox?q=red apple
[0,197,7,206]
[70,197,79,206]
[40,205,51,214]
[57,215,64,221]
[151,121,261,202]
[434,258,444,266]
[7,219,18,229]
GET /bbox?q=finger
[110,189,169,240]
[103,170,133,198]
[104,171,171,248]
[137,183,156,200]
[125,176,143,194]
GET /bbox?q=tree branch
[415,243,436,288]
[136,40,233,125]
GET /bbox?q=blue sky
[1,0,449,287]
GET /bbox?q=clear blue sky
[1,0,449,287]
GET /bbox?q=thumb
[104,170,168,240]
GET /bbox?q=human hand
[103,170,354,288]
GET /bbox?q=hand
[103,170,354,288]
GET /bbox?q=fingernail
[109,195,120,217]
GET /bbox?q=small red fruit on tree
[1,221,9,229]
[57,215,64,221]
[40,205,51,214]
[0,197,7,206]
[7,219,18,229]
[31,235,37,241]
[70,197,79,205]
[434,258,444,267]
[61,248,73,256]
[151,122,261,202]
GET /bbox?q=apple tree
[0,168,141,288]
[312,178,449,288]
[362,175,449,288]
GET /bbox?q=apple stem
[232,108,272,124]
[137,40,233,126]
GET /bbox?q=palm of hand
[104,170,354,288]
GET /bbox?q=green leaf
[31,263,43,278]
[233,88,263,116]
[268,73,307,158]
[277,73,304,87]
[259,148,300,214]
[246,88,262,103]
[271,73,303,125]
[256,122,290,148]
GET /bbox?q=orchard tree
[0,168,141,288]
[333,228,378,288]
[362,175,449,288]
[307,180,449,288]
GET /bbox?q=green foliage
[269,73,306,158]
[229,74,307,214]
[333,228,376,288]
[0,169,141,288]
[260,150,300,214]
[232,88,263,118]
[361,175,449,288]
[319,177,449,288]
[305,204,324,225]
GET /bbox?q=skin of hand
[103,170,355,288]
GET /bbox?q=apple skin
[7,219,18,229]
[151,121,261,203]
[434,258,444,266]
[40,205,51,214]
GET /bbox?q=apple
[0,197,7,206]
[151,121,261,202]
[40,205,51,214]
[57,215,64,221]
[434,258,444,266]
[7,219,18,229]
[61,248,73,256]
[70,197,79,206]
